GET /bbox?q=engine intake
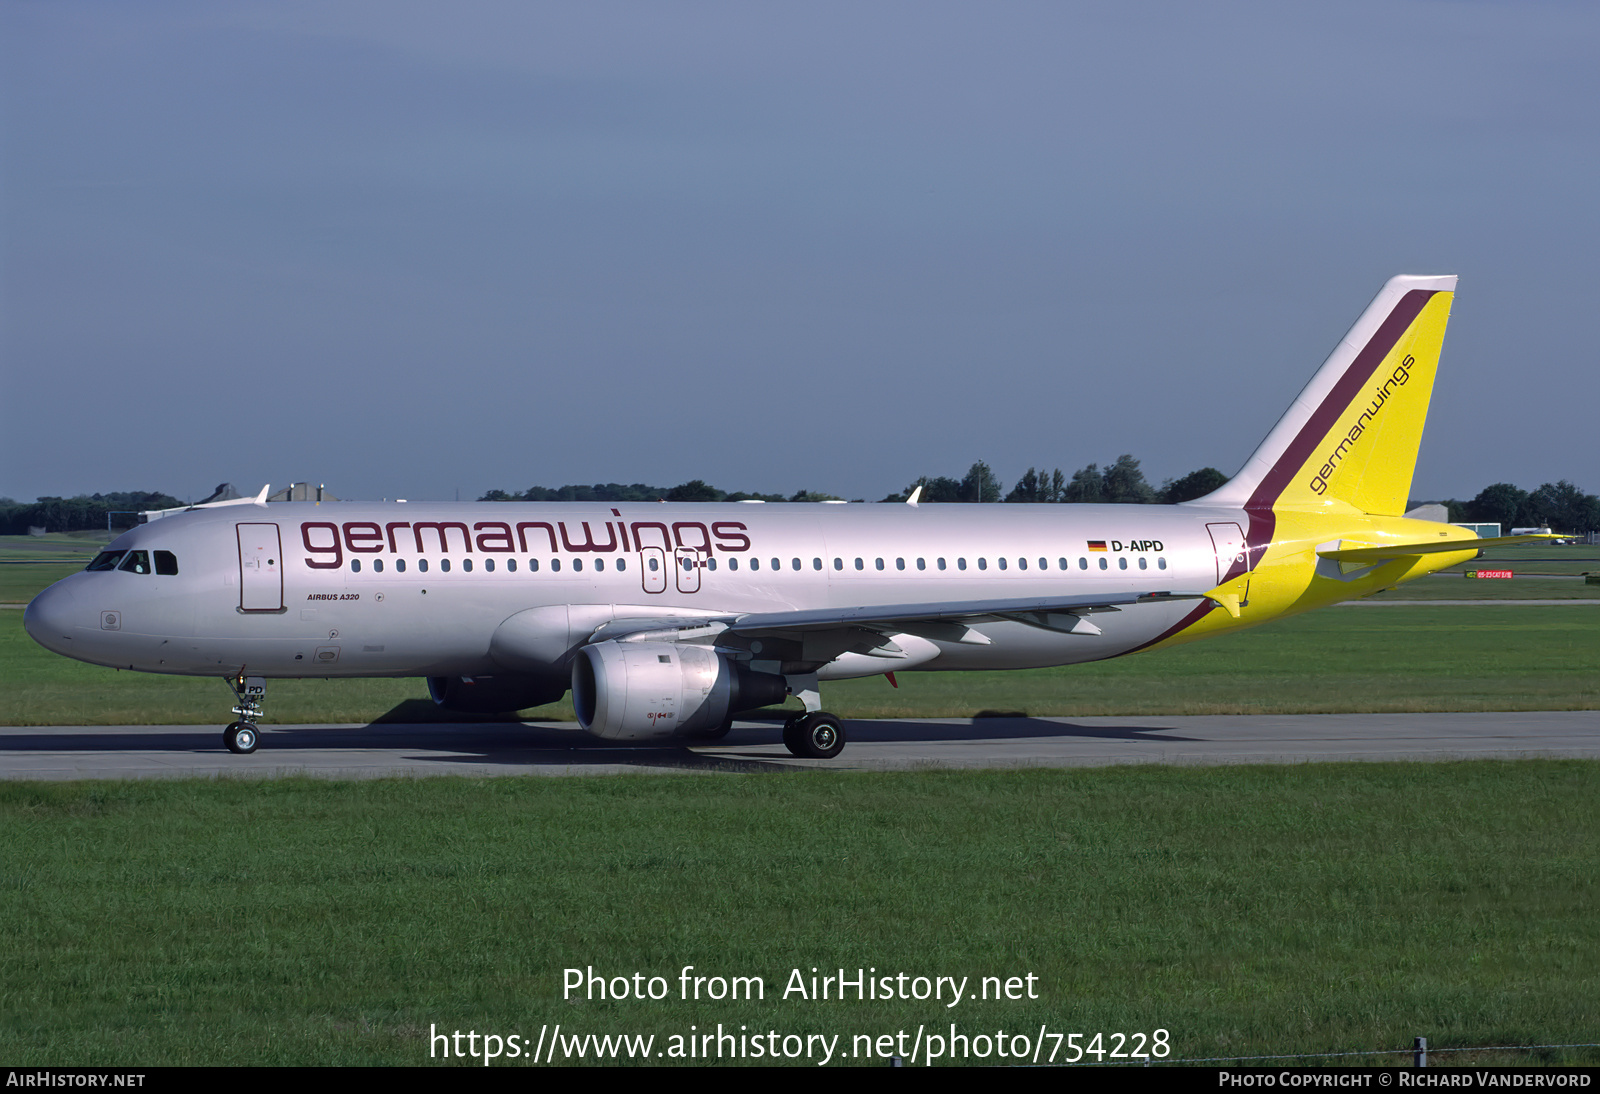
[571,641,788,740]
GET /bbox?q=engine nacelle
[427,673,568,714]
[571,641,788,740]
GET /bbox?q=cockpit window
[86,551,126,571]
[117,550,152,575]
[154,551,179,576]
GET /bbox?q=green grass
[0,765,1595,1065]
[0,531,111,561]
[0,563,82,604]
[1367,576,1598,599]
[3,604,1596,726]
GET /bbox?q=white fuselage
[24,501,1239,681]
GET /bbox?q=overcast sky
[3,1,1596,505]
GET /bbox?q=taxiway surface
[2,711,1597,779]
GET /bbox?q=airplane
[23,274,1557,759]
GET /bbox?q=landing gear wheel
[225,721,259,754]
[783,712,845,759]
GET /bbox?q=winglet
[253,484,271,507]
[906,485,922,508]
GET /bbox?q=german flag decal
[1087,540,1108,552]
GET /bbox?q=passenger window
[896,558,905,570]
[937,558,946,570]
[1119,557,1127,570]
[529,559,539,572]
[374,559,384,574]
[462,559,473,573]
[770,558,780,570]
[978,558,987,571]
[729,558,739,571]
[397,559,407,573]
[441,559,452,573]
[595,558,605,571]
[1018,558,1026,570]
[484,558,495,572]
[1079,558,1088,570]
[419,559,429,573]
[552,559,561,572]
[706,558,716,571]
[506,559,516,573]
[118,551,151,574]
[1058,558,1067,570]
[813,558,822,570]
[833,558,842,570]
[751,557,761,571]
[916,558,926,570]
[957,558,966,570]
[155,550,179,576]
[854,558,863,570]
[647,557,657,572]
[998,557,1007,570]
[1098,558,1107,570]
[1138,557,1148,570]
[350,559,361,573]
[792,558,801,571]
[875,558,884,570]
[86,551,125,571]
[616,558,626,572]
[1158,557,1167,570]
[574,558,584,572]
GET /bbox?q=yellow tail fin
[1198,275,1456,516]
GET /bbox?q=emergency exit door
[237,523,284,611]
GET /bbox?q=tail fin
[1198,275,1456,516]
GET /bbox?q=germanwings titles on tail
[25,276,1540,758]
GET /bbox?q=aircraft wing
[582,590,1213,646]
[1316,534,1563,564]
[726,590,1212,641]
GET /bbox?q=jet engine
[427,673,568,714]
[571,641,789,740]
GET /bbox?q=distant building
[197,483,244,504]
[1404,503,1449,523]
[268,483,339,503]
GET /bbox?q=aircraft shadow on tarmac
[0,715,1201,773]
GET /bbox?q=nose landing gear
[224,673,266,754]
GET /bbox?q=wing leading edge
[582,590,1215,647]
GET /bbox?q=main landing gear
[778,671,846,759]
[224,673,266,754]
[782,712,846,759]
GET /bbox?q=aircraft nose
[23,580,86,656]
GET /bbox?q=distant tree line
[879,458,1229,506]
[480,481,843,504]
[14,473,1598,534]
[0,492,183,536]
[1427,480,1600,534]
[484,465,1598,532]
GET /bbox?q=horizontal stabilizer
[1316,534,1563,564]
